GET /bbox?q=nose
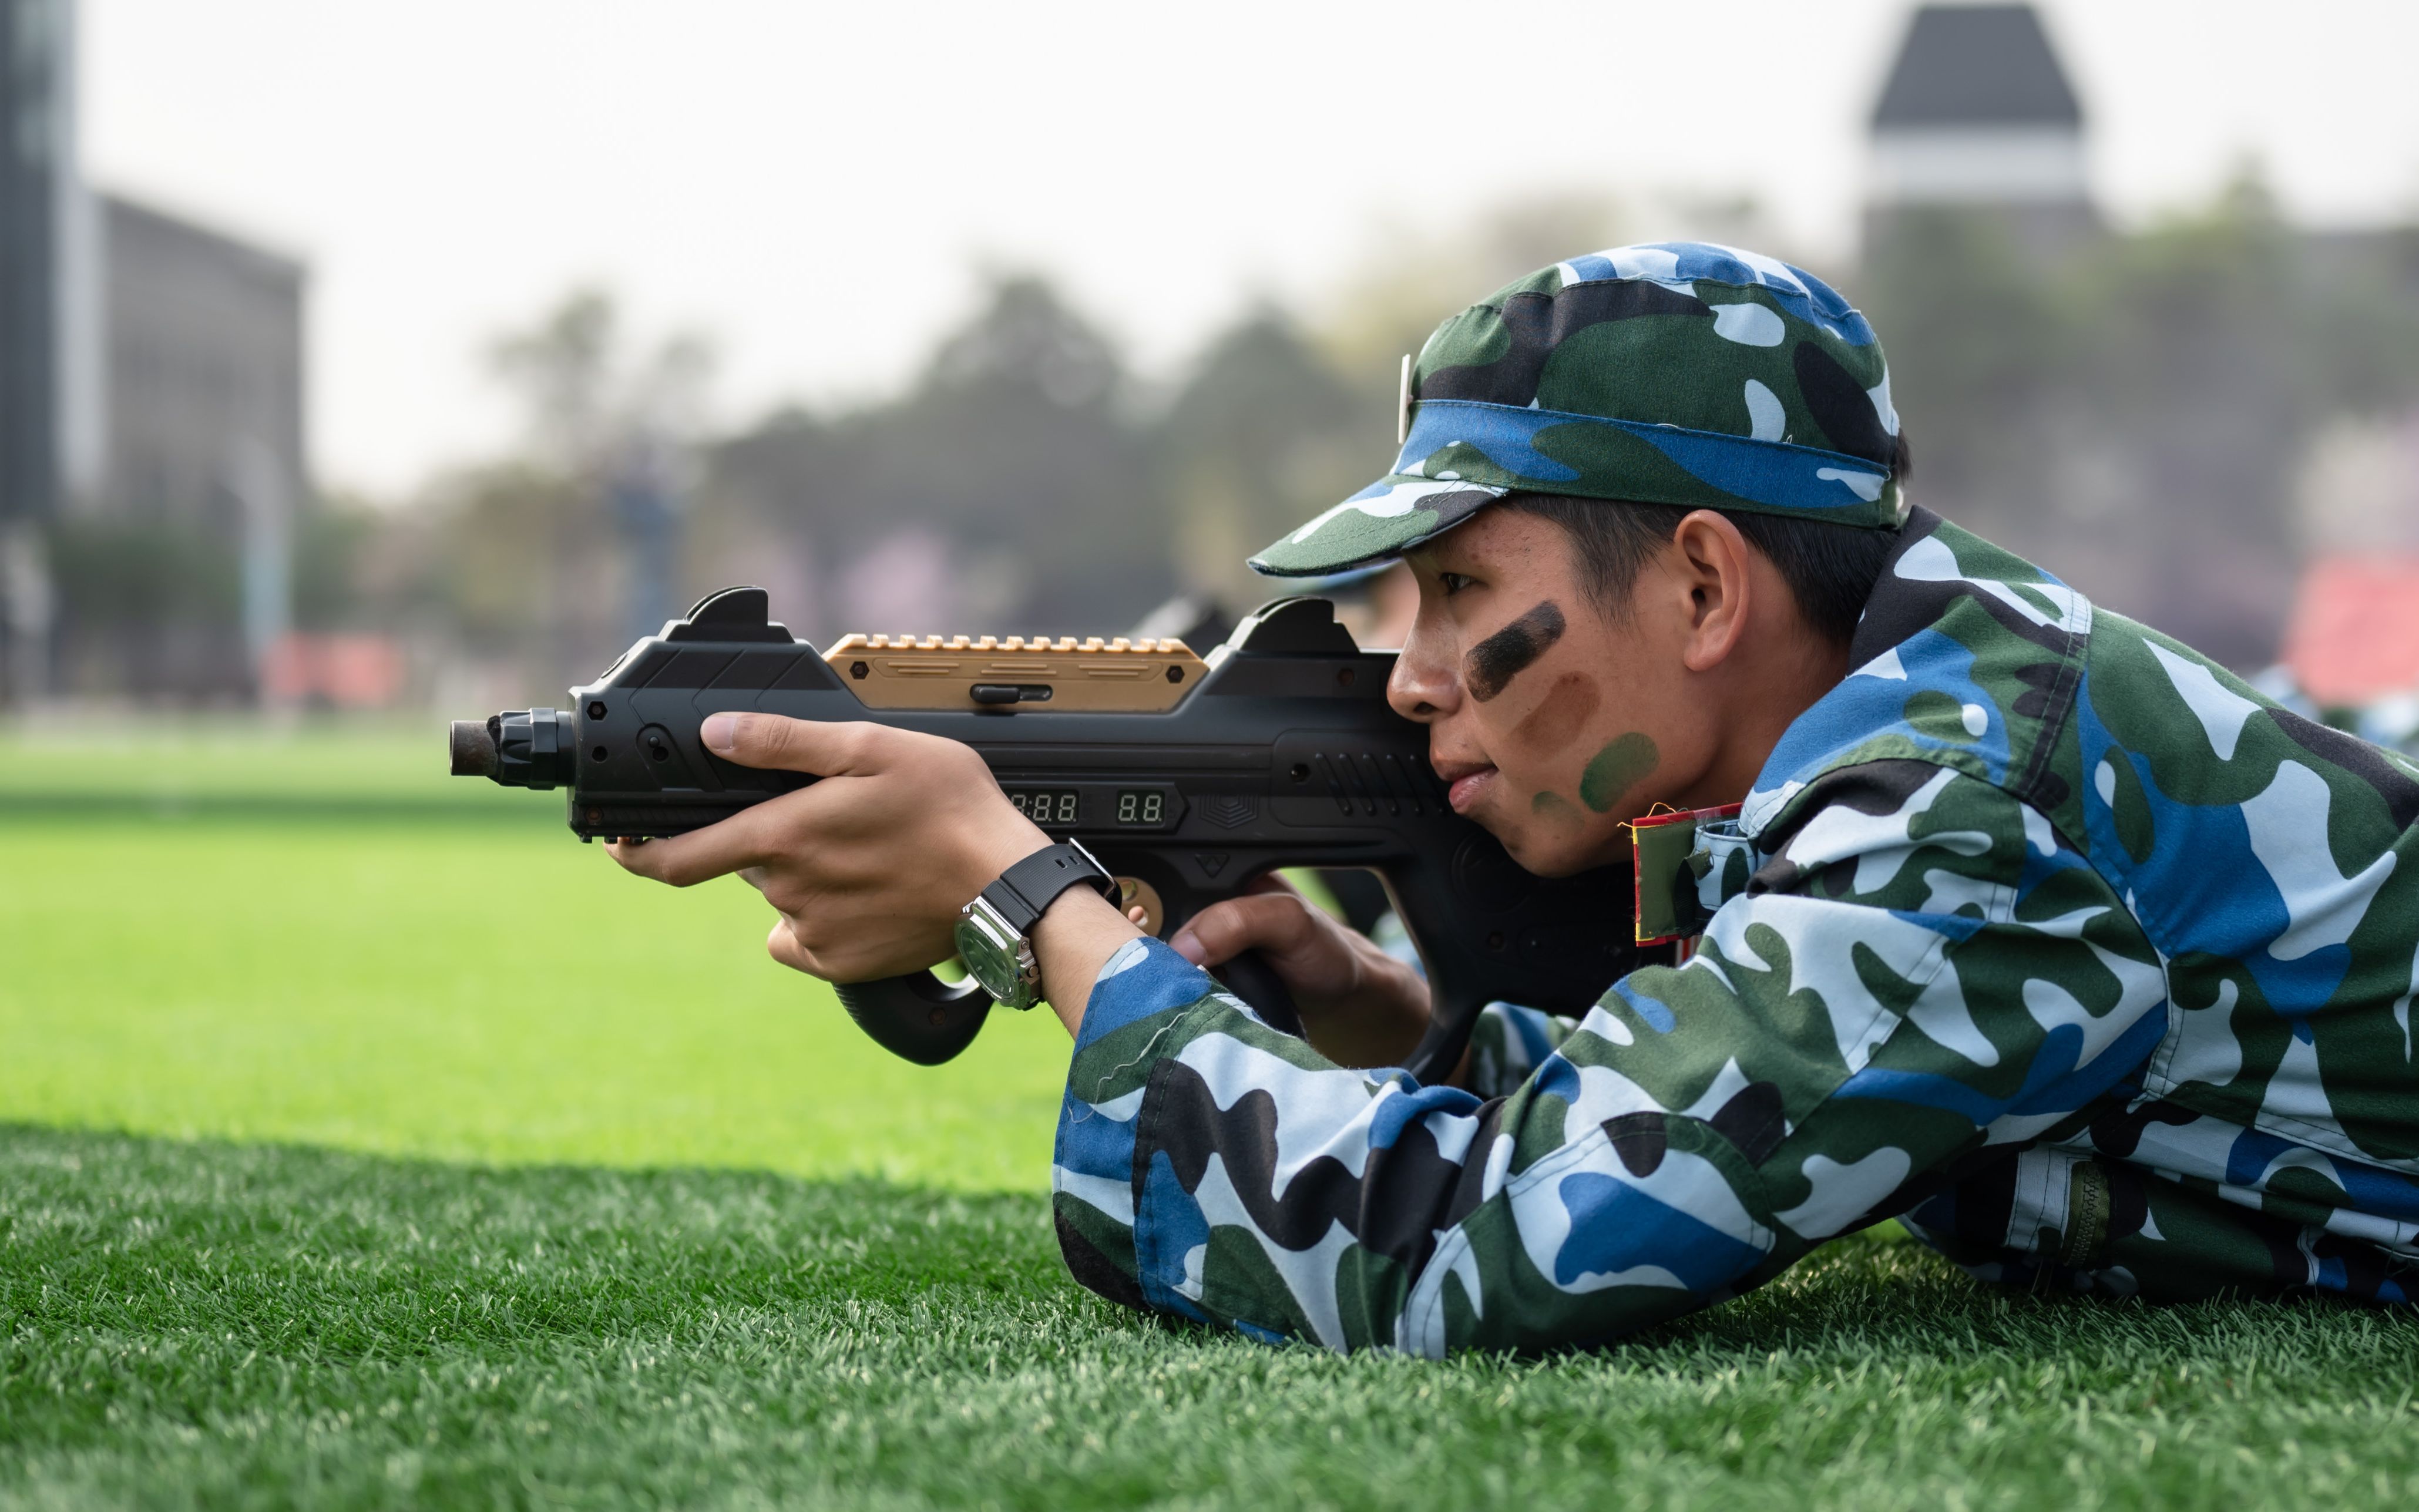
[1387,623,1460,724]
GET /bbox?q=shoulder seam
[2009,594,2091,851]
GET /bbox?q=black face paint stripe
[1465,600,1566,703]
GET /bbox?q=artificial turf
[0,725,1073,1190]
[5,727,2418,1509]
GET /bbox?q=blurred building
[0,0,310,704]
[85,195,308,698]
[0,0,95,701]
[1865,4,2098,258]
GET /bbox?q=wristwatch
[954,839,1119,1010]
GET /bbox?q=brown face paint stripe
[1511,671,1600,756]
[1466,600,1566,703]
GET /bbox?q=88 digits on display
[1004,789,1168,828]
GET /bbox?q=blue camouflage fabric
[1249,241,1906,578]
[1051,508,2419,1353]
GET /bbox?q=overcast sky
[81,0,2419,496]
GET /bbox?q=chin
[1511,843,1595,879]
[1487,818,1592,879]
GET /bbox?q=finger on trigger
[605,838,660,878]
[616,805,782,886]
[1243,870,1305,899]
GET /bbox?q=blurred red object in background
[2282,556,2419,708]
[262,634,405,708]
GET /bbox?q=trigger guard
[832,970,992,1066]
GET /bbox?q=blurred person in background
[616,243,2419,1353]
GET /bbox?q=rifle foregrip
[833,972,990,1066]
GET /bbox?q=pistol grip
[832,972,992,1066]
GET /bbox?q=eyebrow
[1465,600,1566,703]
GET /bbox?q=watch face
[954,902,1034,1007]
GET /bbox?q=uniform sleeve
[1464,1002,1585,1098]
[1050,760,2169,1355]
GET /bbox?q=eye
[1438,571,1477,596]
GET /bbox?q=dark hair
[1501,436,1908,647]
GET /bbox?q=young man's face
[1388,507,1712,878]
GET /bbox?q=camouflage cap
[1249,241,1906,577]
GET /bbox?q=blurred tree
[384,189,2419,693]
[288,495,381,631]
[486,289,717,469]
[489,290,618,472]
[693,274,1164,641]
[684,407,834,637]
[421,459,623,693]
[1864,169,2419,668]
[395,290,721,687]
[45,518,241,700]
[1860,203,2078,546]
[1310,195,1637,463]
[2069,174,2313,663]
[852,274,1157,632]
[1152,308,1366,608]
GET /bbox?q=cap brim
[1247,477,1506,577]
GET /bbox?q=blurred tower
[0,0,99,702]
[1864,4,2098,260]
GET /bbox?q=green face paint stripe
[1466,601,1567,703]
[1580,733,1658,813]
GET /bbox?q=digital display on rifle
[1005,789,1175,828]
[1008,791,1079,823]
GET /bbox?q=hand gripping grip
[832,947,1301,1066]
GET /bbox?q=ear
[1668,510,1756,674]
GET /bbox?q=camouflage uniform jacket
[1050,509,2419,1353]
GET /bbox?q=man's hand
[604,713,1051,976]
[1170,875,1431,1068]
[607,713,1139,1040]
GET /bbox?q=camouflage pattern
[1053,508,2419,1352]
[1249,242,1905,578]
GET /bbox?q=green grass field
[5,724,2418,1509]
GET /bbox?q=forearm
[1049,955,1780,1354]
[1033,879,1431,1063]
[1033,889,1145,1040]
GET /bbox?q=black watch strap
[979,840,1118,935]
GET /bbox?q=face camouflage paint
[1579,732,1658,813]
[1466,601,1567,703]
[1530,789,1583,828]
[1511,672,1600,756]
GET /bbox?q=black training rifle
[448,586,1642,1082]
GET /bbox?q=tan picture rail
[822,634,1210,711]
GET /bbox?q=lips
[1433,760,1499,815]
